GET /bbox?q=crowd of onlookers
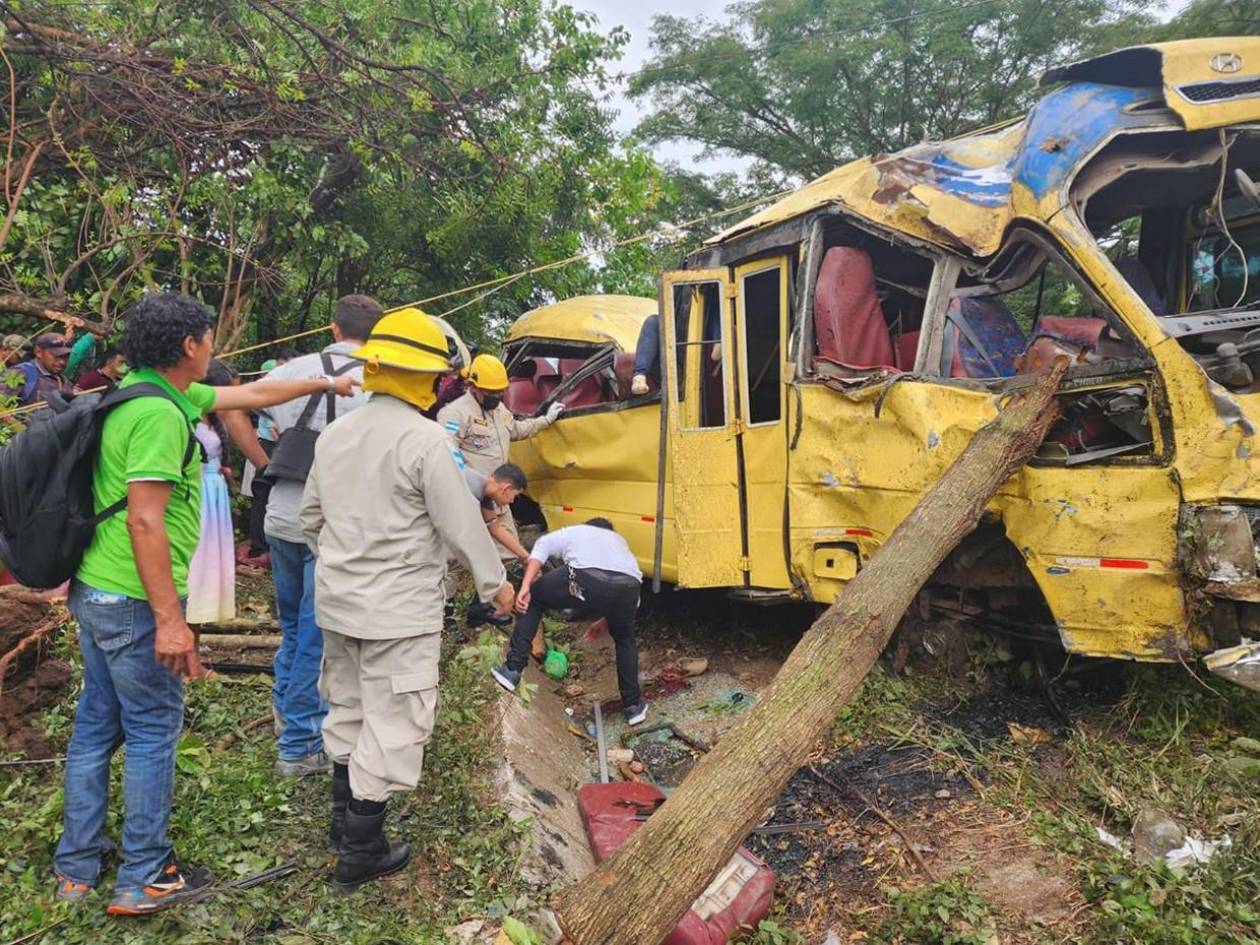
[23,290,650,915]
[2,330,128,408]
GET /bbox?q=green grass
[1015,668,1260,945]
[5,610,1260,945]
[849,652,1260,945]
[877,879,1000,945]
[0,622,532,944]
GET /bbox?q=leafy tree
[0,0,679,359]
[1161,0,1260,37]
[628,0,1160,182]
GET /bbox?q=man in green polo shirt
[53,292,357,917]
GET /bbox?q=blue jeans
[269,537,327,759]
[633,314,660,379]
[55,581,183,892]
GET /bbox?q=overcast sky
[570,0,751,174]
[569,0,1194,179]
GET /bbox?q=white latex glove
[545,402,565,424]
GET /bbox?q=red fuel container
[576,782,776,945]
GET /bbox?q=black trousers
[247,439,276,556]
[506,566,642,707]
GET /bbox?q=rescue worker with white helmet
[300,308,513,892]
[437,353,563,562]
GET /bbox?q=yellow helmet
[350,307,452,373]
[463,353,509,391]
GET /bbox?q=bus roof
[706,38,1260,259]
[505,294,655,351]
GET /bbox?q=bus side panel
[510,403,677,584]
[788,381,1193,658]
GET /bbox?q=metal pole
[594,703,610,783]
[652,298,670,593]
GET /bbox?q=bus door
[733,257,792,589]
[660,271,745,587]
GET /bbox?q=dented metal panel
[510,400,678,583]
[706,79,1212,258]
[1043,37,1260,132]
[786,380,1194,658]
[504,295,656,351]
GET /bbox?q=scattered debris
[594,703,609,784]
[807,765,938,881]
[1100,813,1233,869]
[615,760,643,783]
[606,747,634,766]
[543,650,569,681]
[1205,641,1260,692]
[199,633,282,649]
[679,657,709,677]
[1165,834,1233,870]
[1005,721,1054,746]
[1095,825,1125,850]
[212,713,276,752]
[1130,808,1186,865]
[446,918,488,945]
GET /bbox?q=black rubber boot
[328,762,351,852]
[333,797,411,893]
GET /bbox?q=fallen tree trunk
[198,633,282,649]
[0,293,107,336]
[553,359,1069,945]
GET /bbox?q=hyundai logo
[1210,52,1244,74]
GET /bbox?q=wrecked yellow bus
[508,38,1260,665]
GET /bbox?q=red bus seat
[813,247,896,370]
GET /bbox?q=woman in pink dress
[186,361,241,624]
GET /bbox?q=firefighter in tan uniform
[300,310,513,892]
[437,354,563,560]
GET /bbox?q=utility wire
[0,185,791,421]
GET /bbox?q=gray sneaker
[491,664,522,692]
[54,874,94,903]
[622,702,649,726]
[273,750,330,779]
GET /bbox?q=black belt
[575,567,641,587]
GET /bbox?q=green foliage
[878,879,999,945]
[502,915,544,945]
[747,917,804,945]
[832,663,915,742]
[630,0,1161,182]
[1017,666,1260,945]
[0,619,532,942]
[1,0,691,355]
[1161,0,1260,39]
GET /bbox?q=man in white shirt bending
[491,518,647,725]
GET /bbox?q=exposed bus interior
[966,233,1157,464]
[802,214,1157,464]
[502,339,656,417]
[807,218,933,378]
[1074,124,1260,393]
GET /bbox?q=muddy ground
[0,592,69,758]
[545,589,1257,944]
[2,573,1257,944]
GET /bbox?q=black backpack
[265,353,359,482]
[0,384,197,589]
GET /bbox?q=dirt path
[0,592,68,757]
